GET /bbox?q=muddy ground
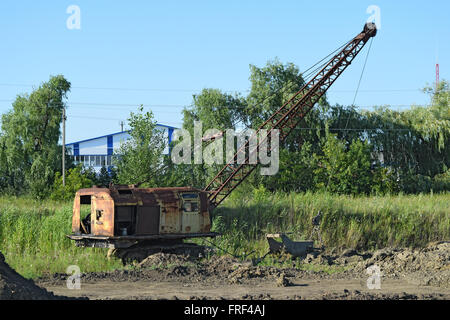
[34,241,450,300]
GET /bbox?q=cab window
[181,193,199,212]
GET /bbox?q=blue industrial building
[66,123,177,173]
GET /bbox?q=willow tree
[362,81,449,181]
[0,75,71,198]
[178,88,247,188]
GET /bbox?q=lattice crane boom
[204,23,377,209]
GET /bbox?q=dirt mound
[304,241,449,272]
[301,241,450,287]
[226,264,289,284]
[203,255,244,275]
[405,270,450,288]
[37,245,450,300]
[138,253,276,282]
[0,251,67,300]
[112,243,450,286]
[34,241,450,301]
[89,253,288,284]
[138,253,193,269]
[355,241,450,274]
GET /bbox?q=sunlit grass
[0,196,123,279]
[206,191,450,260]
[0,191,448,278]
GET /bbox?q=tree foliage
[50,165,93,201]
[183,88,246,132]
[179,88,247,188]
[113,106,166,186]
[0,75,71,198]
[314,134,378,194]
[0,64,447,199]
[175,61,449,195]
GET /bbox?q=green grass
[204,191,450,259]
[0,192,449,279]
[0,196,123,279]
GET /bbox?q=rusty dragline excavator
[68,23,377,261]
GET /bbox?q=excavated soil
[0,251,71,300]
[36,241,450,300]
[305,241,450,288]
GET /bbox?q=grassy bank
[207,191,450,258]
[0,192,449,279]
[0,196,122,279]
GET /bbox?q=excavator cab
[68,185,217,251]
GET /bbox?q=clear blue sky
[0,0,448,143]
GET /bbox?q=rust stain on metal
[72,194,81,234]
[70,185,212,241]
[92,195,115,236]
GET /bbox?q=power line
[0,83,424,93]
[69,115,124,121]
[0,99,427,109]
[301,37,353,82]
[294,127,412,132]
[352,37,373,106]
[67,105,182,113]
[343,37,374,139]
[68,113,412,132]
[68,114,182,125]
[0,83,238,93]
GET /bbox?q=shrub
[432,169,450,192]
[50,165,93,201]
[314,135,374,195]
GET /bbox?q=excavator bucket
[266,233,313,258]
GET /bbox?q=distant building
[66,124,177,173]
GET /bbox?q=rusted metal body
[68,184,217,249]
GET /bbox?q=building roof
[66,123,178,146]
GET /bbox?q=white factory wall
[66,125,173,173]
[112,131,131,153]
[161,127,170,154]
[79,136,108,155]
[113,127,169,154]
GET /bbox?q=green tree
[50,165,93,201]
[81,166,99,185]
[183,88,246,131]
[314,134,375,195]
[113,106,166,186]
[260,142,318,192]
[358,81,449,191]
[245,58,306,129]
[97,166,112,187]
[245,58,329,152]
[180,88,247,188]
[0,75,71,198]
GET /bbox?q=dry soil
[31,241,450,300]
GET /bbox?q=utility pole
[436,63,440,92]
[62,107,66,186]
[436,40,440,92]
